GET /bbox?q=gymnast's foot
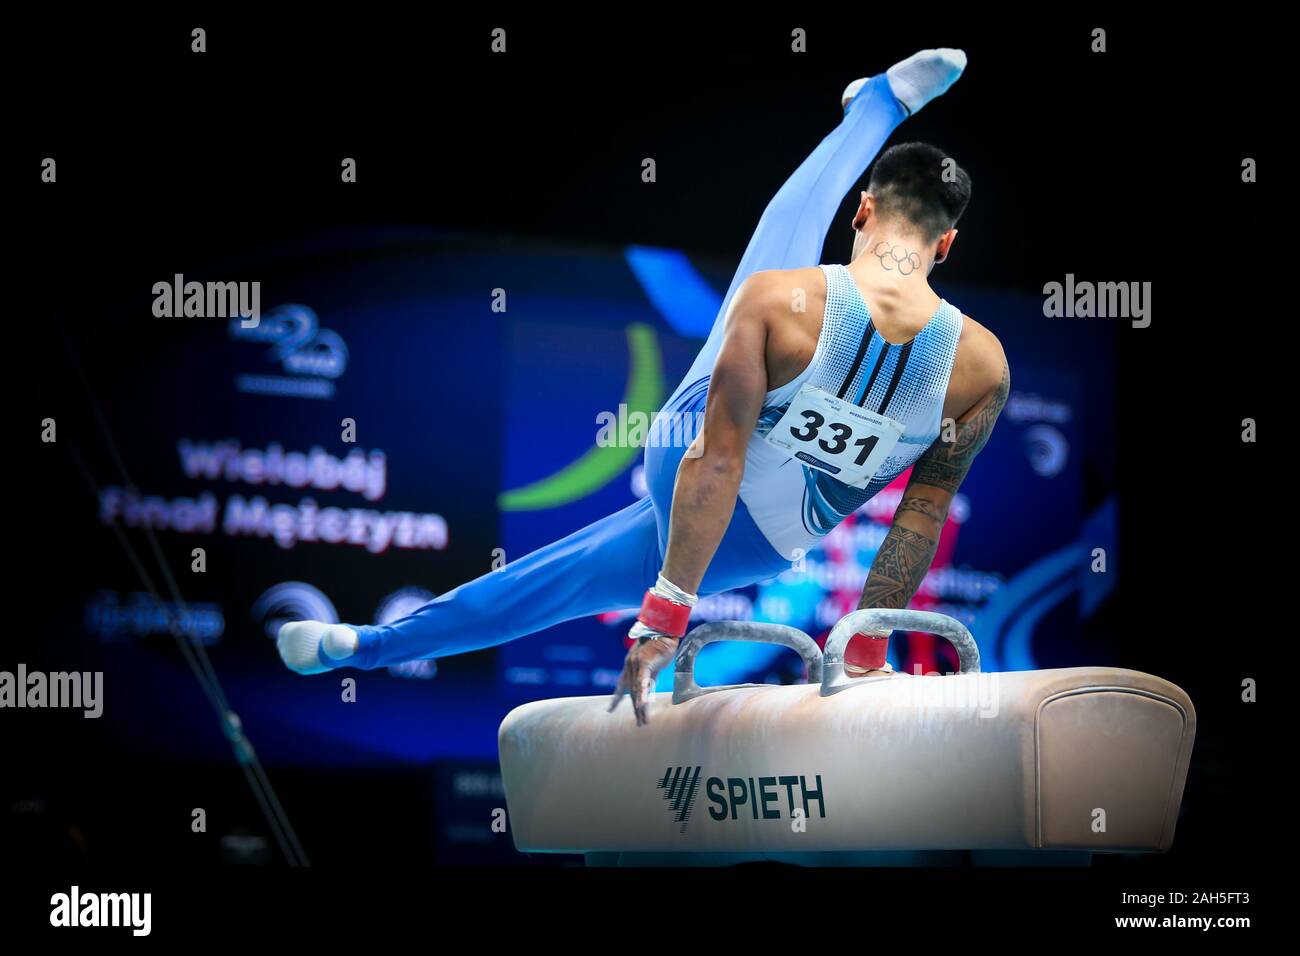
[277,620,359,675]
[841,48,967,114]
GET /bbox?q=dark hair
[866,142,971,242]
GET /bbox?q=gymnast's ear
[933,227,958,264]
[852,191,876,232]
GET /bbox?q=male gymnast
[278,48,1010,726]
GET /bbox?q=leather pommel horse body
[498,610,1195,866]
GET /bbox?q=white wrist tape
[629,621,671,641]
[652,573,698,608]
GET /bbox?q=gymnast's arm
[608,279,772,725]
[858,344,1010,611]
[659,279,772,593]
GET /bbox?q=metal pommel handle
[673,621,823,704]
[821,608,980,696]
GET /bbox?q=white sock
[840,77,869,110]
[277,621,358,675]
[884,48,967,115]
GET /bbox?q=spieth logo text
[657,766,826,832]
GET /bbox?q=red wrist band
[637,590,692,638]
[844,631,890,671]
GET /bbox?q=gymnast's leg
[672,48,966,396]
[277,498,661,672]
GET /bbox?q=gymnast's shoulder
[729,267,826,322]
[954,313,1010,400]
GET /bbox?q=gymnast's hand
[608,626,680,727]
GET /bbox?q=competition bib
[764,384,904,488]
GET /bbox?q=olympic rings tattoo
[872,241,922,276]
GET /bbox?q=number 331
[790,410,878,466]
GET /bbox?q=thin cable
[58,329,309,866]
[68,443,305,866]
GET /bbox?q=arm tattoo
[910,362,1010,494]
[895,496,946,522]
[857,363,1008,610]
[859,525,939,610]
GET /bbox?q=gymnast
[278,48,1010,727]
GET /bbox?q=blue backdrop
[72,228,1117,768]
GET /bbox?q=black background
[9,9,1278,940]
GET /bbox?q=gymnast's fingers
[607,674,628,712]
[632,667,655,726]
